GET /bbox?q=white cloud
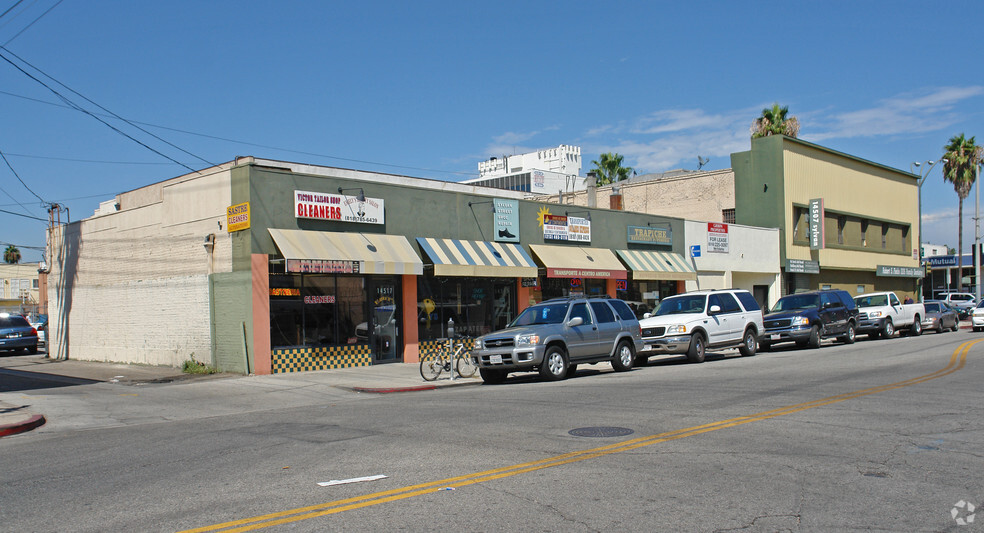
[804,86,984,142]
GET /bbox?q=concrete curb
[347,378,483,394]
[0,414,46,438]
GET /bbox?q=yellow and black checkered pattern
[271,344,372,373]
[419,338,475,359]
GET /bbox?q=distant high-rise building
[464,145,584,195]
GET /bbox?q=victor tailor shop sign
[294,190,384,225]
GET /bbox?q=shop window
[269,274,367,349]
[417,277,515,340]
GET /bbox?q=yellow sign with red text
[227,202,250,232]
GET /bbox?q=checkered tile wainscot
[271,344,372,373]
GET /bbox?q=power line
[0,47,207,174]
[0,206,47,221]
[1,151,173,166]
[0,147,46,203]
[2,0,63,46]
[0,89,480,179]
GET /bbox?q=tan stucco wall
[533,169,735,223]
[783,142,919,271]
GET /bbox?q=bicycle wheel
[420,353,445,381]
[455,351,478,378]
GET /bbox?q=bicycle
[419,337,477,381]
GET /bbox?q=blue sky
[1,1,982,263]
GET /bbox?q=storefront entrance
[368,277,401,363]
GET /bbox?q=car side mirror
[567,316,584,327]
[643,313,652,319]
[709,305,722,314]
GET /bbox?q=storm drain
[568,426,634,438]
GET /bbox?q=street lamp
[913,159,942,302]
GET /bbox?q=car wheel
[952,321,960,332]
[686,333,706,363]
[937,320,945,334]
[479,368,507,384]
[909,317,922,336]
[738,329,757,357]
[882,320,895,338]
[839,322,856,344]
[539,346,569,381]
[611,341,634,372]
[808,325,821,349]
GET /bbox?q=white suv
[637,289,765,364]
[938,292,977,316]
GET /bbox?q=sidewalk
[0,354,481,438]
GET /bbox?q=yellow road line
[181,340,978,533]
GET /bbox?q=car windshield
[0,315,30,328]
[771,294,820,312]
[509,303,569,326]
[652,295,707,316]
[855,294,888,307]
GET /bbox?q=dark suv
[471,297,643,383]
[761,289,858,350]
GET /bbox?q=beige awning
[416,237,539,277]
[616,249,696,281]
[269,229,422,275]
[529,244,627,279]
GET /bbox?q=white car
[971,300,984,332]
[637,289,765,364]
[938,292,978,316]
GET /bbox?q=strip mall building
[48,157,779,374]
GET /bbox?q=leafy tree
[3,245,20,264]
[942,133,983,292]
[589,152,633,186]
[750,103,800,138]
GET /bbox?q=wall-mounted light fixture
[337,187,366,202]
[467,199,495,212]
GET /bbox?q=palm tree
[3,245,20,264]
[750,103,801,138]
[942,133,983,292]
[589,152,633,186]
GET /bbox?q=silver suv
[637,289,764,364]
[471,297,644,384]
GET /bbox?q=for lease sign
[707,222,729,253]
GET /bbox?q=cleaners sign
[294,190,384,225]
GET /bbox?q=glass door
[368,277,401,363]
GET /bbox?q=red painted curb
[351,385,437,393]
[0,414,46,438]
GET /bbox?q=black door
[367,277,401,363]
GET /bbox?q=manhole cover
[568,427,634,438]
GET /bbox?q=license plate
[489,354,503,364]
[770,334,780,341]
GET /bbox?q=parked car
[972,300,984,332]
[28,314,47,346]
[470,297,643,383]
[636,289,764,364]
[854,291,925,338]
[921,300,960,333]
[761,290,858,350]
[0,313,39,354]
[937,292,977,318]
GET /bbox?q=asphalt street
[1,331,982,532]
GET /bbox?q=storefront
[49,157,776,374]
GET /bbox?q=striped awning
[269,229,422,275]
[530,244,627,279]
[416,238,539,277]
[616,250,696,281]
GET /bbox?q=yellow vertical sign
[227,202,250,232]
